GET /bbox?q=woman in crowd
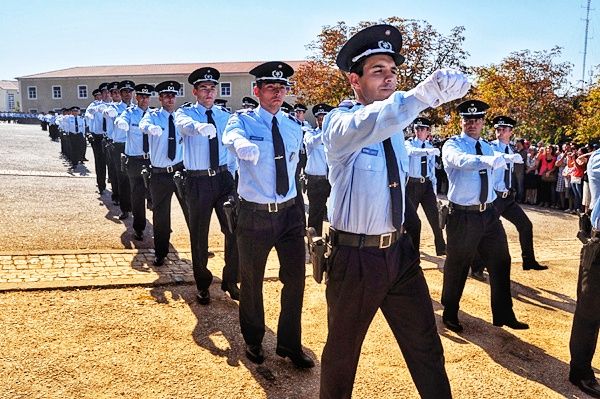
[525,146,539,205]
[537,145,557,207]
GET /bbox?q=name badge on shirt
[361,147,378,156]
[249,136,264,141]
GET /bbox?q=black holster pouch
[173,170,186,199]
[223,195,238,235]
[439,201,449,230]
[141,165,151,189]
[306,227,329,284]
[120,153,127,173]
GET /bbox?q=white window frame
[77,85,88,99]
[220,82,232,97]
[177,84,185,97]
[27,86,37,100]
[251,81,257,96]
[7,93,15,110]
[29,108,38,113]
[52,85,62,100]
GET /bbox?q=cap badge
[468,106,477,113]
[168,85,174,91]
[272,70,284,78]
[378,40,392,50]
[204,74,212,80]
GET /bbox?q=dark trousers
[149,171,189,259]
[406,179,446,254]
[404,197,422,252]
[104,140,119,201]
[569,239,600,380]
[306,175,330,236]
[112,143,131,213]
[442,206,516,323]
[320,234,451,399]
[236,203,306,350]
[49,125,59,141]
[69,134,86,164]
[126,157,150,234]
[185,171,239,291]
[60,132,70,159]
[90,135,107,191]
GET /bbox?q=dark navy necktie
[420,142,427,178]
[142,111,149,154]
[167,114,176,161]
[504,146,510,189]
[206,109,219,170]
[382,138,403,231]
[476,141,488,204]
[74,116,79,133]
[271,116,289,196]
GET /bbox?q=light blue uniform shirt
[587,149,600,229]
[63,115,86,135]
[223,106,302,204]
[116,105,148,156]
[85,100,109,135]
[304,127,328,176]
[139,107,183,168]
[442,132,498,206]
[106,102,128,142]
[405,138,437,188]
[174,102,236,172]
[323,91,427,235]
[490,139,513,192]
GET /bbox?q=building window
[220,82,231,97]
[52,86,62,99]
[29,109,38,113]
[177,84,185,97]
[28,86,37,100]
[7,94,15,110]
[78,85,88,99]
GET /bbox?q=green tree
[571,73,600,143]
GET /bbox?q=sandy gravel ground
[0,124,598,398]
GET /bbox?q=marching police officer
[405,117,446,255]
[68,106,87,167]
[174,67,240,304]
[320,24,469,399]
[223,61,314,369]
[441,100,529,333]
[140,81,189,267]
[304,103,333,236]
[115,83,154,241]
[85,83,110,194]
[568,147,600,398]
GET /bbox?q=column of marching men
[35,24,600,399]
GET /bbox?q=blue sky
[1,0,598,86]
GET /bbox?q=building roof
[0,80,19,90]
[18,61,306,79]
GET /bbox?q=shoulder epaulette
[235,108,254,115]
[287,113,302,125]
[216,105,231,114]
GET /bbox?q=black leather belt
[306,174,328,181]
[449,202,494,213]
[240,198,295,213]
[151,162,184,174]
[408,176,430,184]
[495,190,513,199]
[126,154,150,160]
[187,165,228,177]
[329,227,404,249]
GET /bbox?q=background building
[0,80,21,112]
[17,61,306,116]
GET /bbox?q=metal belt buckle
[268,202,278,213]
[207,168,216,177]
[420,177,426,183]
[479,203,487,212]
[502,191,509,199]
[143,153,149,159]
[166,165,174,173]
[379,233,393,249]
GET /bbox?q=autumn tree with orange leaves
[292,17,470,126]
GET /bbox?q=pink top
[538,155,556,175]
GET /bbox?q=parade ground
[0,123,597,399]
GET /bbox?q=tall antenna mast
[582,0,592,89]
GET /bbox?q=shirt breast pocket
[354,149,384,172]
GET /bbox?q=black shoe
[153,256,165,267]
[523,262,548,271]
[133,231,143,241]
[221,281,240,301]
[470,270,486,282]
[118,212,129,220]
[436,248,446,256]
[196,289,210,305]
[275,346,315,368]
[493,319,529,330]
[245,344,265,364]
[442,316,464,333]
[207,251,215,259]
[569,377,600,398]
